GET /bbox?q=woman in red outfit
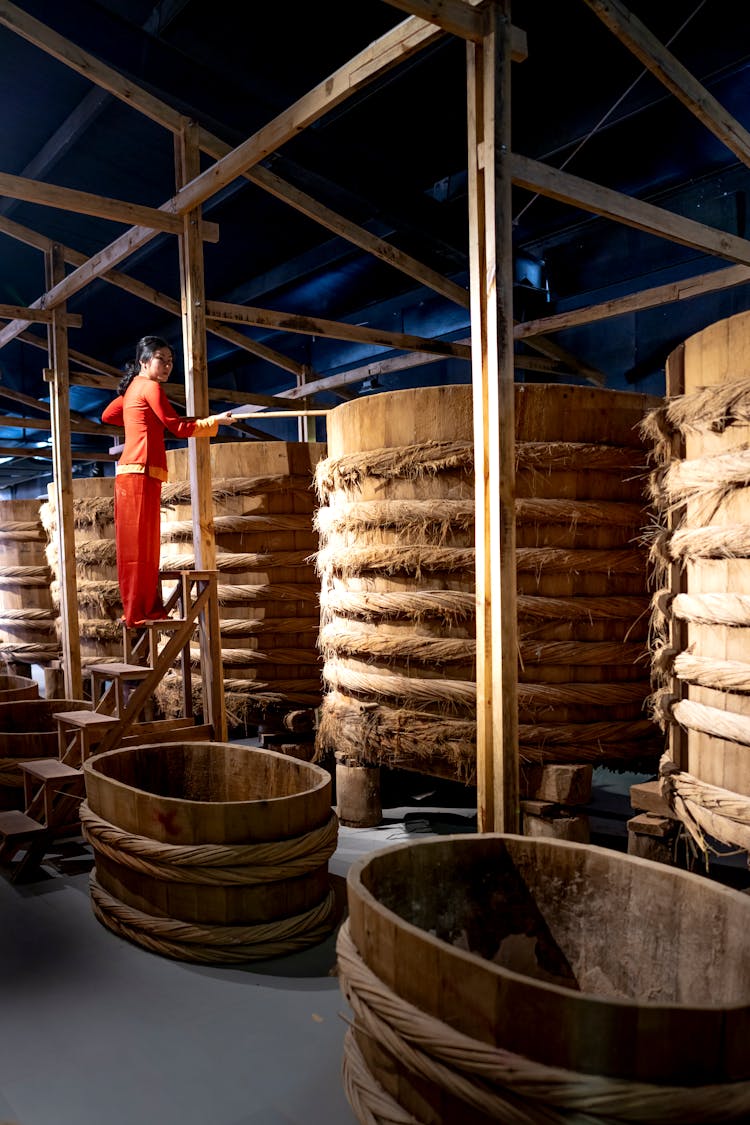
[102,336,234,627]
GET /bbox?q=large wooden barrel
[315,383,661,782]
[81,740,339,963]
[339,834,750,1123]
[0,498,58,667]
[42,478,122,666]
[159,441,327,725]
[0,697,91,809]
[645,308,750,855]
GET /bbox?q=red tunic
[102,377,218,626]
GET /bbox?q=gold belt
[116,463,168,483]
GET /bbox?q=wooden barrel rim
[346,833,750,1085]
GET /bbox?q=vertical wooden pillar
[466,0,519,832]
[45,245,82,700]
[175,120,226,740]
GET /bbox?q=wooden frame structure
[2,0,750,826]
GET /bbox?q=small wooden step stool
[89,661,152,718]
[20,759,84,831]
[0,809,49,882]
[55,710,120,767]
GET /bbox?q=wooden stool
[0,810,48,882]
[55,710,120,767]
[20,758,84,831]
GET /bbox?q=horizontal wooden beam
[515,263,750,338]
[0,169,219,240]
[206,300,472,359]
[511,152,750,266]
[0,304,81,326]
[0,413,120,436]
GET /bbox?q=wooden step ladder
[0,570,224,881]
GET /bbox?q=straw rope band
[89,875,338,964]
[672,653,750,692]
[218,617,319,636]
[669,698,750,748]
[80,803,337,884]
[671,592,750,628]
[515,498,646,527]
[319,626,475,667]
[337,921,750,1124]
[0,642,58,661]
[660,759,750,855]
[321,589,476,624]
[316,544,644,578]
[315,545,475,578]
[641,377,750,445]
[315,441,474,500]
[516,441,647,473]
[0,607,56,622]
[216,583,319,604]
[315,499,475,537]
[666,524,750,561]
[161,512,315,540]
[161,474,313,505]
[0,523,44,541]
[517,595,649,622]
[191,645,321,668]
[160,550,312,571]
[519,640,647,666]
[0,565,51,585]
[519,720,657,746]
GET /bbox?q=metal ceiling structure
[0,0,750,494]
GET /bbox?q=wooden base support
[627,812,678,865]
[521,799,590,843]
[335,753,382,828]
[521,764,593,806]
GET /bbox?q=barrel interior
[348,835,750,1085]
[0,697,89,733]
[91,741,328,803]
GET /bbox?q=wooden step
[20,759,84,831]
[89,662,151,679]
[19,759,82,783]
[54,710,120,730]
[0,809,49,881]
[0,809,47,842]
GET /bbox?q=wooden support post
[467,0,518,832]
[175,121,226,740]
[44,245,82,700]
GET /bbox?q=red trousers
[114,473,165,627]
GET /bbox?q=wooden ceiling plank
[516,263,750,339]
[379,1,528,57]
[583,0,750,167]
[206,300,472,359]
[512,152,750,266]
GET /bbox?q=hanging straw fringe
[337,921,750,1124]
[315,441,474,500]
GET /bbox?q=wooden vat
[315,383,661,783]
[0,674,39,702]
[81,741,339,963]
[0,498,58,666]
[0,697,91,808]
[339,834,750,1123]
[42,478,121,666]
[160,441,327,726]
[645,308,750,854]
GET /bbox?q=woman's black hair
[117,336,174,396]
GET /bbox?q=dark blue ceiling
[1,0,750,491]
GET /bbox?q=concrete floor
[5,758,741,1125]
[0,781,477,1125]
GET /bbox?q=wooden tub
[81,741,339,963]
[339,834,750,1123]
[0,673,39,703]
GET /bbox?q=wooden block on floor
[627,812,674,838]
[521,764,593,806]
[522,808,590,843]
[630,780,673,819]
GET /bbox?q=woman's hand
[213,410,235,425]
